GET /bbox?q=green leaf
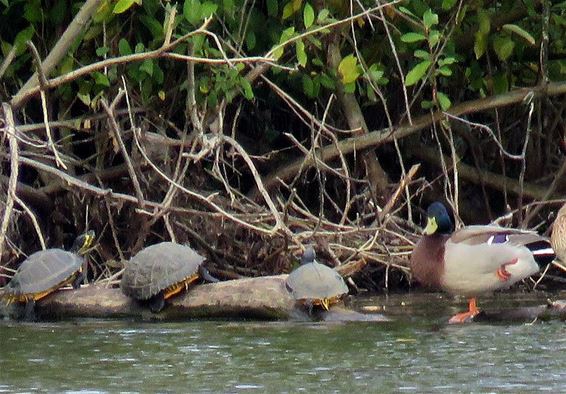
[267,0,278,16]
[414,49,430,59]
[140,15,164,38]
[246,31,256,50]
[296,40,307,67]
[319,73,335,89]
[302,74,314,97]
[474,30,488,59]
[502,24,536,46]
[437,66,452,76]
[152,63,163,84]
[317,9,330,23]
[24,0,42,23]
[140,59,154,76]
[338,54,360,84]
[422,9,438,29]
[401,32,426,43]
[399,7,416,18]
[368,64,384,82]
[223,0,234,13]
[14,26,35,56]
[77,92,91,107]
[118,39,132,56]
[304,3,315,28]
[201,1,218,18]
[428,30,441,47]
[343,81,356,94]
[92,72,110,87]
[477,10,490,34]
[59,56,74,75]
[113,0,136,14]
[282,2,294,19]
[240,78,254,100]
[438,56,456,66]
[272,27,295,60]
[442,0,457,10]
[436,92,451,110]
[421,100,433,109]
[96,46,109,57]
[492,73,509,94]
[405,60,431,86]
[184,0,202,26]
[493,35,515,61]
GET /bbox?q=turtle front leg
[149,291,166,313]
[72,272,84,289]
[198,265,219,283]
[23,299,36,321]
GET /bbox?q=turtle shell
[5,249,83,301]
[120,242,205,300]
[286,261,348,303]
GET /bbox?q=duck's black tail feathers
[526,240,556,267]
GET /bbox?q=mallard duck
[410,202,555,323]
[551,202,566,264]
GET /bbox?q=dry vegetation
[1,0,566,293]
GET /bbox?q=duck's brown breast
[551,204,566,263]
[410,234,448,289]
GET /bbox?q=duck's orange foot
[448,297,480,324]
[448,310,480,324]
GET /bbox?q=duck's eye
[487,234,509,244]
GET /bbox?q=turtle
[285,246,349,313]
[120,242,218,313]
[4,230,95,319]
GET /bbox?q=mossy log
[2,275,387,322]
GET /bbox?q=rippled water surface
[1,293,565,392]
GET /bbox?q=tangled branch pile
[1,0,565,292]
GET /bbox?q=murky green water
[1,293,565,392]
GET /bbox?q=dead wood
[410,145,552,200]
[2,275,388,322]
[472,300,566,323]
[326,35,390,201]
[252,81,566,197]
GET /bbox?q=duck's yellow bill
[423,217,438,235]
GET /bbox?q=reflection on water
[0,293,565,392]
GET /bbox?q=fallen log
[472,300,566,323]
[1,275,388,322]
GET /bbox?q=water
[1,293,565,392]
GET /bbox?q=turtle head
[424,202,453,235]
[300,246,316,265]
[71,230,95,255]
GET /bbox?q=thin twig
[0,104,20,260]
[101,91,145,205]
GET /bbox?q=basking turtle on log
[120,242,218,313]
[3,230,95,320]
[285,246,349,314]
[411,202,555,324]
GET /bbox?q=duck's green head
[424,202,453,235]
